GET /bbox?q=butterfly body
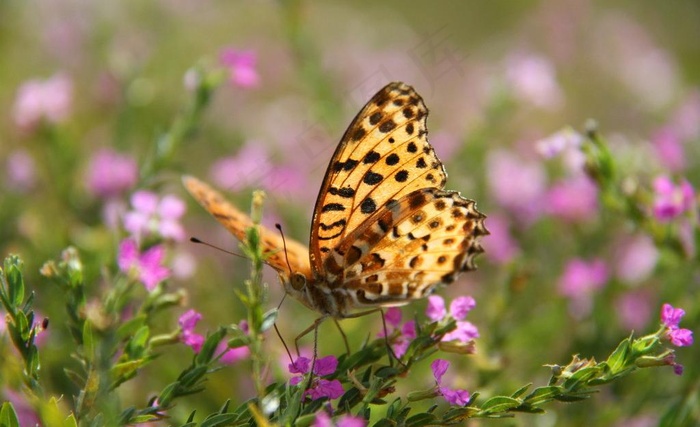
[184,82,487,319]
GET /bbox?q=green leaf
[524,386,560,406]
[227,335,252,349]
[510,383,532,399]
[406,412,438,426]
[82,321,95,362]
[480,396,522,413]
[116,315,148,340]
[196,328,226,365]
[605,338,631,374]
[200,414,237,427]
[6,261,25,307]
[563,366,602,390]
[0,402,20,427]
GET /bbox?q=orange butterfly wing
[310,82,450,280]
[182,176,313,282]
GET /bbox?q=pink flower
[614,235,658,284]
[13,73,72,130]
[505,52,563,110]
[123,191,186,242]
[558,258,608,299]
[118,239,170,291]
[660,304,685,329]
[217,341,250,364]
[87,149,138,198]
[313,412,366,427]
[209,145,272,191]
[178,309,205,352]
[426,295,446,322]
[660,304,693,348]
[545,176,599,222]
[425,296,479,344]
[5,149,36,192]
[219,48,260,88]
[652,128,686,172]
[431,359,470,406]
[558,258,609,317]
[486,150,546,221]
[652,176,694,221]
[288,355,344,400]
[483,214,520,264]
[376,308,416,358]
[615,291,652,331]
[535,128,584,159]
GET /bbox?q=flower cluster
[288,356,344,401]
[118,239,170,292]
[660,304,693,348]
[377,307,416,358]
[652,176,695,222]
[426,295,479,343]
[178,310,250,363]
[431,359,470,406]
[123,191,186,243]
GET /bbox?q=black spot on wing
[386,153,400,165]
[363,150,381,164]
[363,172,383,185]
[379,120,396,133]
[360,198,377,214]
[321,203,345,212]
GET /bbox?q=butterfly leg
[294,315,329,358]
[342,309,405,367]
[332,318,351,355]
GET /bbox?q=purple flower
[535,128,584,159]
[377,310,416,358]
[178,309,205,353]
[87,149,138,198]
[123,191,186,242]
[450,296,476,320]
[661,303,685,329]
[384,307,402,327]
[545,176,599,222]
[306,379,344,400]
[426,295,446,322]
[615,291,652,331]
[288,355,344,400]
[505,52,563,111]
[558,258,608,299]
[209,144,271,191]
[614,235,659,284]
[217,340,250,364]
[1,388,40,426]
[13,73,73,130]
[558,258,609,318]
[313,412,366,427]
[486,150,546,221]
[5,149,36,192]
[431,359,470,406]
[652,176,694,221]
[425,296,479,344]
[660,304,693,348]
[219,48,260,88]
[442,321,479,343]
[652,128,686,172]
[483,214,520,265]
[117,239,170,291]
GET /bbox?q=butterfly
[183,82,487,322]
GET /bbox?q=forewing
[327,188,487,306]
[182,175,312,279]
[310,82,447,274]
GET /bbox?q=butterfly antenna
[189,237,247,259]
[274,224,294,276]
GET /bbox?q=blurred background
[1,1,698,425]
